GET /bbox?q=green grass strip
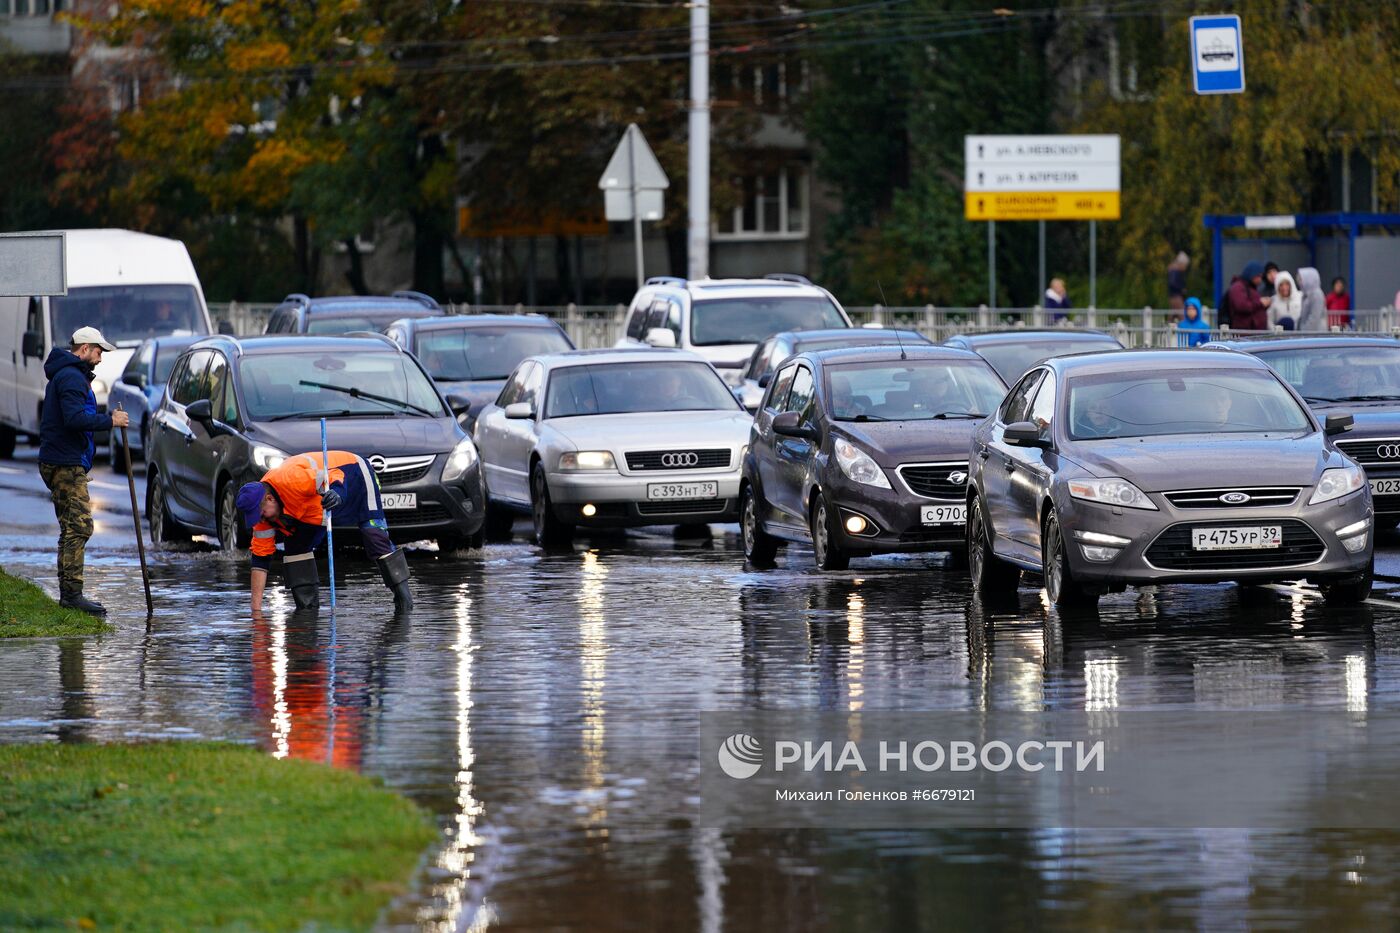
[0,568,112,638]
[0,742,439,932]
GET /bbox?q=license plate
[381,492,417,510]
[647,481,718,501]
[1191,526,1281,551]
[921,504,967,525]
[1370,478,1400,496]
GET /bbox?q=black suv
[263,291,444,335]
[146,334,485,552]
[740,346,1008,570]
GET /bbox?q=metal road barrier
[208,301,1400,350]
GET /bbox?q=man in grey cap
[38,326,131,615]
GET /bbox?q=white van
[0,229,216,457]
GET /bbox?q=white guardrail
[209,302,1400,350]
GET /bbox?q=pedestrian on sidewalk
[1166,251,1190,314]
[1044,278,1071,321]
[1296,267,1327,331]
[1177,298,1210,346]
[1224,261,1272,331]
[1271,271,1301,330]
[1259,261,1280,299]
[1327,277,1353,329]
[236,450,413,613]
[38,327,131,615]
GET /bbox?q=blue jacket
[39,348,112,470]
[1177,299,1211,348]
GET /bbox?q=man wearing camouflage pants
[38,327,130,615]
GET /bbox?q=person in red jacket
[1326,276,1353,329]
[234,450,412,613]
[1225,261,1272,331]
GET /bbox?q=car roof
[1210,335,1400,353]
[402,314,562,331]
[198,335,404,356]
[62,228,202,289]
[147,334,207,352]
[781,328,926,344]
[646,277,835,301]
[802,345,989,366]
[1045,348,1274,377]
[301,298,441,317]
[951,329,1120,347]
[531,347,709,369]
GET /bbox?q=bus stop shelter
[1204,212,1400,311]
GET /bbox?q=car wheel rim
[532,474,546,533]
[1046,521,1062,601]
[814,503,827,564]
[742,495,756,554]
[969,503,985,580]
[150,482,164,540]
[220,491,237,550]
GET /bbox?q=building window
[714,165,808,240]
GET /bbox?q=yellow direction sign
[964,191,1120,221]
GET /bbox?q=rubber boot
[377,548,413,612]
[282,554,320,612]
[59,588,107,616]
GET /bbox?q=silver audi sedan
[967,349,1375,607]
[473,348,751,547]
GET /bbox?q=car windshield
[690,297,847,346]
[416,325,572,381]
[1254,346,1400,401]
[826,360,1007,422]
[977,337,1120,382]
[49,285,207,347]
[546,361,739,418]
[1067,368,1313,440]
[239,351,445,420]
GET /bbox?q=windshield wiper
[1303,395,1342,403]
[844,414,889,422]
[932,411,988,420]
[1334,394,1400,402]
[298,380,434,416]
[262,409,355,422]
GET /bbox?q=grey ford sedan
[966,349,1375,607]
[473,348,750,547]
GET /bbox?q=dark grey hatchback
[740,346,1008,570]
[146,334,485,552]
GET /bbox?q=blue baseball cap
[236,482,269,529]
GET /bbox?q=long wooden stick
[117,403,154,615]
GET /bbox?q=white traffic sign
[599,123,670,195]
[965,135,1120,169]
[967,164,1120,193]
[0,231,66,297]
[605,188,664,222]
[964,135,1120,220]
[1190,14,1245,95]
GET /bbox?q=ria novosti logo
[717,733,764,779]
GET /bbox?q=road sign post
[1190,14,1245,96]
[600,124,670,289]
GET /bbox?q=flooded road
[4,450,1400,929]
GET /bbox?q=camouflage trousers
[39,463,93,598]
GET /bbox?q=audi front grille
[897,462,969,500]
[1162,487,1301,509]
[625,449,731,471]
[1336,437,1400,466]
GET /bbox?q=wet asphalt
[4,448,1400,930]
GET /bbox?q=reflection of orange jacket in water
[251,617,362,770]
[250,450,363,562]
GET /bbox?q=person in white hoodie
[1270,270,1302,330]
[1295,267,1328,332]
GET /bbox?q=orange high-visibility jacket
[249,450,359,560]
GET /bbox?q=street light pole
[688,0,710,280]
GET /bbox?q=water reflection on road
[3,524,1400,929]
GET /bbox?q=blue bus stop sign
[1190,14,1245,95]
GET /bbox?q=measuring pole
[320,419,335,610]
[630,129,644,288]
[116,403,153,615]
[1089,220,1098,308]
[987,220,997,309]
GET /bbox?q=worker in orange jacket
[235,450,412,612]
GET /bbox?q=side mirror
[21,330,42,360]
[504,402,534,420]
[185,398,213,422]
[445,393,472,417]
[1325,412,1355,436]
[758,372,774,388]
[1004,420,1051,449]
[644,327,678,349]
[772,410,819,441]
[122,371,148,389]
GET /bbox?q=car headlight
[441,438,479,483]
[1308,465,1366,505]
[558,450,616,471]
[1067,477,1158,510]
[834,438,891,488]
[252,444,288,472]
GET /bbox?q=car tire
[1322,560,1373,605]
[740,484,778,569]
[147,467,189,545]
[216,480,250,552]
[482,500,516,541]
[0,424,17,459]
[1042,508,1098,608]
[531,464,574,550]
[438,529,485,552]
[809,495,849,572]
[966,494,1021,594]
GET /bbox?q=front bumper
[1056,489,1373,586]
[376,457,486,542]
[546,468,741,526]
[823,474,966,555]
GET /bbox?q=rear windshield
[545,361,739,418]
[305,315,399,335]
[977,336,1121,382]
[690,297,847,346]
[416,325,572,381]
[239,351,445,420]
[50,285,207,347]
[1067,368,1313,440]
[1254,346,1400,402]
